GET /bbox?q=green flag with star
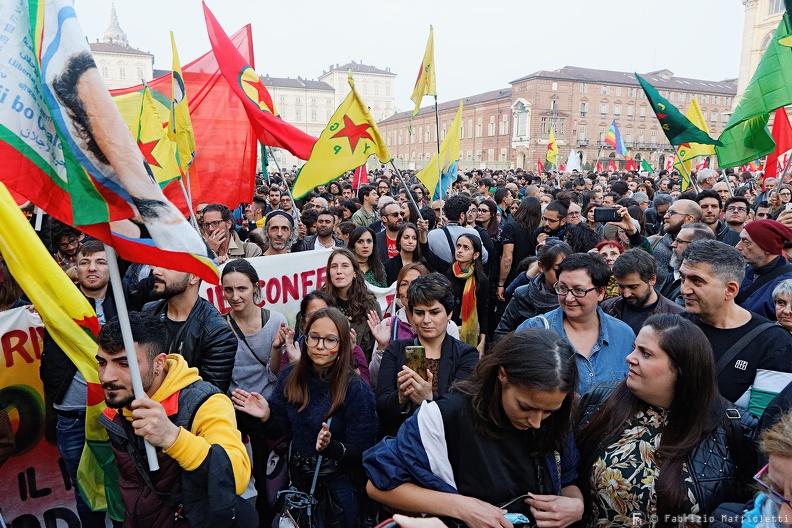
[635,73,723,147]
[640,159,655,173]
[716,2,792,167]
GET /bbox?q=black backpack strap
[441,226,455,257]
[715,322,776,376]
[225,309,272,370]
[735,264,792,305]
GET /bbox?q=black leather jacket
[576,382,758,525]
[142,298,237,393]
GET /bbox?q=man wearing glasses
[651,199,703,282]
[200,203,262,264]
[51,220,83,270]
[376,202,405,261]
[724,196,750,234]
[516,253,635,395]
[657,223,714,305]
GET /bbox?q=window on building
[500,148,507,161]
[488,116,495,136]
[628,87,637,97]
[326,99,332,105]
[312,98,317,104]
[398,131,403,145]
[476,150,482,160]
[540,117,548,134]
[638,130,645,144]
[650,129,657,141]
[460,123,465,139]
[580,83,588,94]
[102,66,108,77]
[599,127,605,142]
[468,119,473,139]
[385,85,390,96]
[488,148,495,161]
[467,150,473,161]
[557,119,565,135]
[425,128,431,142]
[614,105,622,116]
[515,105,529,137]
[625,128,632,142]
[627,105,634,119]
[580,102,587,116]
[550,99,557,111]
[640,107,646,121]
[600,103,608,116]
[616,87,622,96]
[326,110,332,120]
[715,96,721,105]
[552,82,558,91]
[418,127,423,143]
[296,97,301,104]
[387,132,391,146]
[476,117,482,137]
[600,85,610,95]
[295,108,301,120]
[770,0,784,14]
[578,125,586,140]
[711,112,717,124]
[137,68,143,80]
[311,109,317,121]
[119,67,126,78]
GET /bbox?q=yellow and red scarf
[453,262,479,346]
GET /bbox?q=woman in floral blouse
[576,314,756,528]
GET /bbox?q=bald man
[649,199,703,281]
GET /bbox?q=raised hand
[230,388,270,422]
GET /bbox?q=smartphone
[405,345,428,380]
[786,203,792,211]
[593,207,621,223]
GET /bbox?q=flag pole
[177,178,200,231]
[103,244,159,471]
[390,160,424,221]
[595,146,604,172]
[434,96,442,198]
[720,164,736,197]
[776,153,792,187]
[673,145,700,194]
[267,146,301,222]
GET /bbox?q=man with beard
[650,198,703,282]
[40,239,151,528]
[695,189,741,246]
[142,266,236,392]
[96,313,254,527]
[375,201,404,261]
[262,210,295,256]
[657,223,714,305]
[291,209,344,251]
[601,249,683,334]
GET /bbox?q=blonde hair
[760,410,792,457]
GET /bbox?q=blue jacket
[516,306,635,394]
[738,257,792,321]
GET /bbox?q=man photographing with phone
[375,273,480,437]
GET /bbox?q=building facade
[379,66,737,173]
[319,61,397,122]
[378,88,514,172]
[89,4,154,90]
[737,0,785,101]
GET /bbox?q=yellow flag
[137,84,181,187]
[169,32,196,173]
[292,73,391,198]
[675,97,715,173]
[546,127,559,166]
[410,26,437,119]
[0,182,122,515]
[417,101,463,199]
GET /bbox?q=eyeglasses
[725,206,748,213]
[58,237,80,250]
[200,220,225,230]
[664,210,687,218]
[567,212,581,217]
[305,333,340,349]
[477,208,489,214]
[387,211,404,218]
[754,464,792,509]
[780,191,791,197]
[671,237,693,246]
[553,282,598,298]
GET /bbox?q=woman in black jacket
[376,273,478,438]
[577,314,757,528]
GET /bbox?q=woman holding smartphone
[375,273,479,438]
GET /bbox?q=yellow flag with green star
[292,72,391,198]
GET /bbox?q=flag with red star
[128,84,181,188]
[546,127,559,166]
[204,3,317,160]
[292,72,391,198]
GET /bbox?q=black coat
[142,298,237,393]
[576,382,758,524]
[376,334,478,437]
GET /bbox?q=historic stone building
[89,4,154,90]
[737,0,785,101]
[379,66,737,172]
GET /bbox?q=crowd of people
[4,164,792,528]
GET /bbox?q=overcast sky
[76,0,746,112]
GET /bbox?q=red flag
[608,160,617,172]
[110,26,256,213]
[695,158,707,172]
[595,161,603,172]
[352,165,368,189]
[537,159,545,172]
[559,163,566,172]
[203,3,317,161]
[766,109,792,184]
[625,159,637,171]
[665,154,675,172]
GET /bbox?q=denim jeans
[56,414,119,528]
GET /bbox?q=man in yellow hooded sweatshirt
[96,312,255,527]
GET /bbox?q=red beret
[743,219,792,254]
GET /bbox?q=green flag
[640,159,655,173]
[716,5,792,167]
[635,73,723,147]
